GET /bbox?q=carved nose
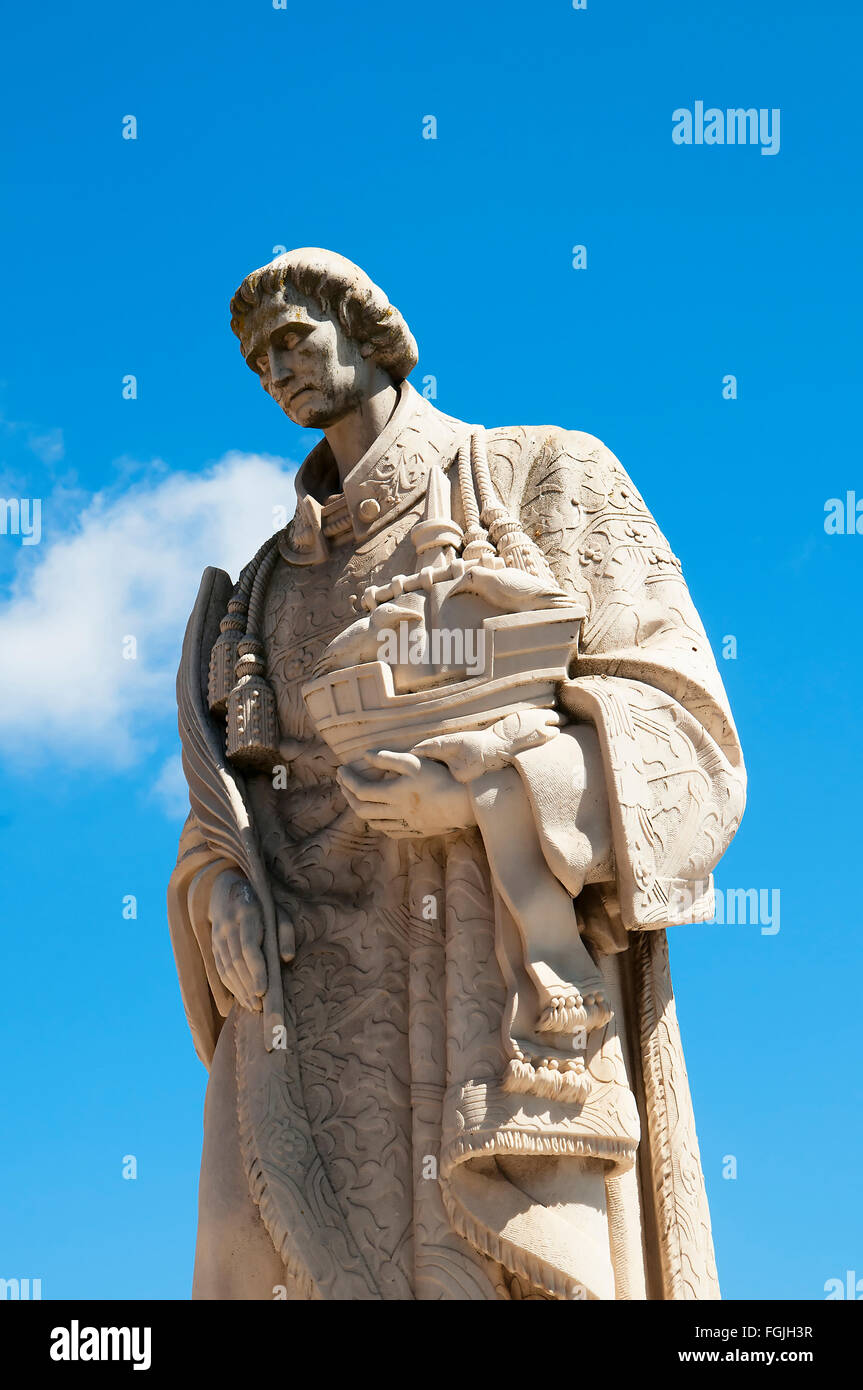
[268,350,293,384]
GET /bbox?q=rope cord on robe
[203,530,284,772]
[207,533,280,713]
[469,428,558,583]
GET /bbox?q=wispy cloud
[26,428,65,465]
[0,451,296,767]
[0,411,65,466]
[151,753,190,821]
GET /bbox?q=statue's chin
[297,406,336,429]
[285,399,341,430]
[292,389,367,432]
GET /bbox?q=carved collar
[281,380,469,564]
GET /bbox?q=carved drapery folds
[168,383,742,1299]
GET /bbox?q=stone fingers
[336,764,392,800]
[213,911,266,1011]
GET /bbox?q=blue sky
[1,0,861,1299]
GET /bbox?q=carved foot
[503,1053,591,1104]
[536,990,587,1034]
[581,989,613,1032]
[535,987,612,1035]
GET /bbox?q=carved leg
[472,765,612,1036]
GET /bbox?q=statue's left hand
[336,751,476,838]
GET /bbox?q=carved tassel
[226,638,280,770]
[223,536,282,770]
[457,437,497,565]
[208,599,247,714]
[470,429,558,585]
[207,533,279,715]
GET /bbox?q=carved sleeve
[486,427,746,929]
[166,811,235,1067]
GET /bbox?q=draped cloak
[167,380,746,1300]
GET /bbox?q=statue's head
[229,248,418,429]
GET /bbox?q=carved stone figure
[167,248,746,1300]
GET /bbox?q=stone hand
[208,869,293,1011]
[336,750,476,839]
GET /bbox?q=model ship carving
[302,429,587,763]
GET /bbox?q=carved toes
[503,1054,592,1104]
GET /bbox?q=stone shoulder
[483,424,628,515]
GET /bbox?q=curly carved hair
[229,247,418,381]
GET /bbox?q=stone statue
[167,248,746,1300]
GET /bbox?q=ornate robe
[168,379,745,1300]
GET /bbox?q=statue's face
[244,289,374,429]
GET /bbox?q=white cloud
[0,451,296,767]
[27,428,65,465]
[0,411,65,465]
[151,753,190,822]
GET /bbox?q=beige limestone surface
[168,248,746,1300]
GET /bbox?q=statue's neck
[324,379,400,485]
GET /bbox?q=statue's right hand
[208,870,267,1012]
